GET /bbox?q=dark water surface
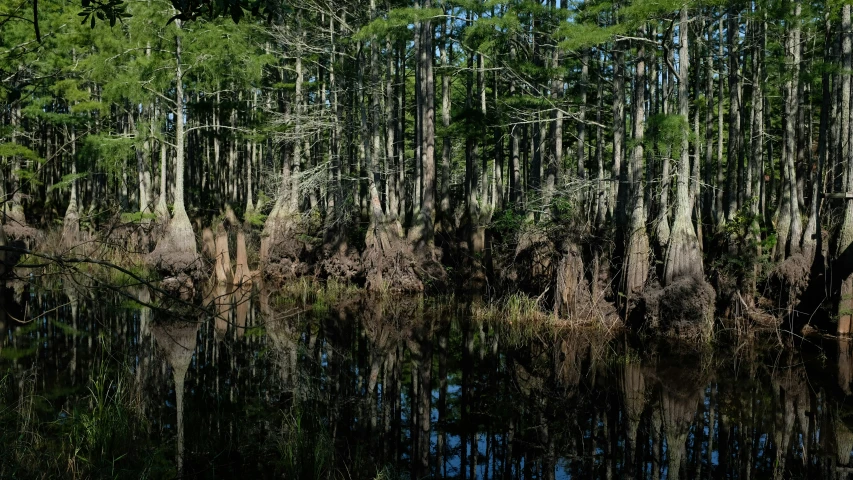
[2,278,853,479]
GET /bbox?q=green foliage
[14,168,43,187]
[81,134,135,178]
[0,143,43,164]
[559,23,621,51]
[646,114,688,153]
[119,211,158,223]
[551,194,576,224]
[490,209,526,238]
[48,173,88,193]
[77,0,131,29]
[713,199,775,283]
[245,209,267,228]
[355,7,443,41]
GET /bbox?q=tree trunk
[411,4,436,247]
[386,36,398,223]
[578,50,589,180]
[150,22,200,276]
[62,127,79,246]
[664,8,703,284]
[611,45,625,223]
[260,42,303,268]
[726,10,741,223]
[439,18,451,225]
[838,5,853,334]
[777,2,803,260]
[625,35,650,300]
[715,17,726,230]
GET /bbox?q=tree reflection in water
[4,282,853,478]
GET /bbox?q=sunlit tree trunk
[625,34,650,299]
[663,8,703,284]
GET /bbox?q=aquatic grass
[276,277,363,310]
[272,405,335,480]
[72,364,143,472]
[0,369,60,478]
[470,293,556,345]
[0,342,168,479]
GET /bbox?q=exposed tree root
[234,230,252,286]
[554,242,588,318]
[643,275,715,340]
[214,223,232,284]
[260,213,313,284]
[147,210,204,281]
[768,253,810,316]
[3,211,39,246]
[500,229,558,297]
[61,204,80,248]
[202,228,215,259]
[363,220,422,292]
[320,232,363,283]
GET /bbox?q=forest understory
[4,0,853,339]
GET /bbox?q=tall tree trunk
[664,8,703,284]
[260,28,304,266]
[715,17,726,229]
[746,14,766,296]
[611,44,625,223]
[655,40,672,247]
[578,50,589,180]
[777,2,803,260]
[510,41,521,208]
[412,2,436,247]
[625,34,650,300]
[387,36,399,223]
[804,16,826,262]
[156,102,169,222]
[542,22,561,218]
[726,9,742,223]
[150,21,199,273]
[838,5,853,334]
[62,127,79,246]
[439,18,452,226]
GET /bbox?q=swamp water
[1,278,853,479]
